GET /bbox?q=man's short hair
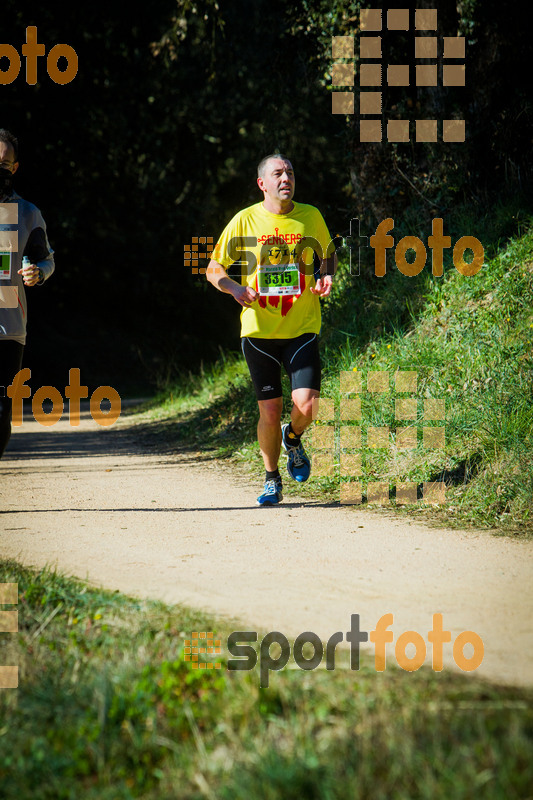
[257,153,291,178]
[0,129,19,161]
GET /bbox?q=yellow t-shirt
[211,201,334,339]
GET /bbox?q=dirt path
[1,407,532,687]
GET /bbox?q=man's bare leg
[289,387,319,436]
[279,387,319,483]
[257,397,283,471]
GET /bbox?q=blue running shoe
[257,478,283,506]
[282,423,311,482]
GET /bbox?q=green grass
[317,221,533,533]
[127,208,533,535]
[1,561,532,799]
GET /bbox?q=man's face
[257,158,295,204]
[0,141,19,175]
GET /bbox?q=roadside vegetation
[1,560,532,799]
[128,204,533,535]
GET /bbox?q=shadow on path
[2,402,211,463]
[0,502,339,514]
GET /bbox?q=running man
[0,128,55,457]
[206,153,336,505]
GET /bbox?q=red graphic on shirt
[256,228,307,316]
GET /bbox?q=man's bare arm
[206,259,259,307]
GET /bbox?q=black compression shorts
[241,333,321,400]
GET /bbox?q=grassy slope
[1,561,532,799]
[129,221,533,534]
[315,222,533,532]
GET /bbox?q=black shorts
[241,333,321,400]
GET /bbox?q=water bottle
[21,255,37,285]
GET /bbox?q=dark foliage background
[1,0,531,394]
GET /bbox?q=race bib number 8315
[257,263,300,295]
